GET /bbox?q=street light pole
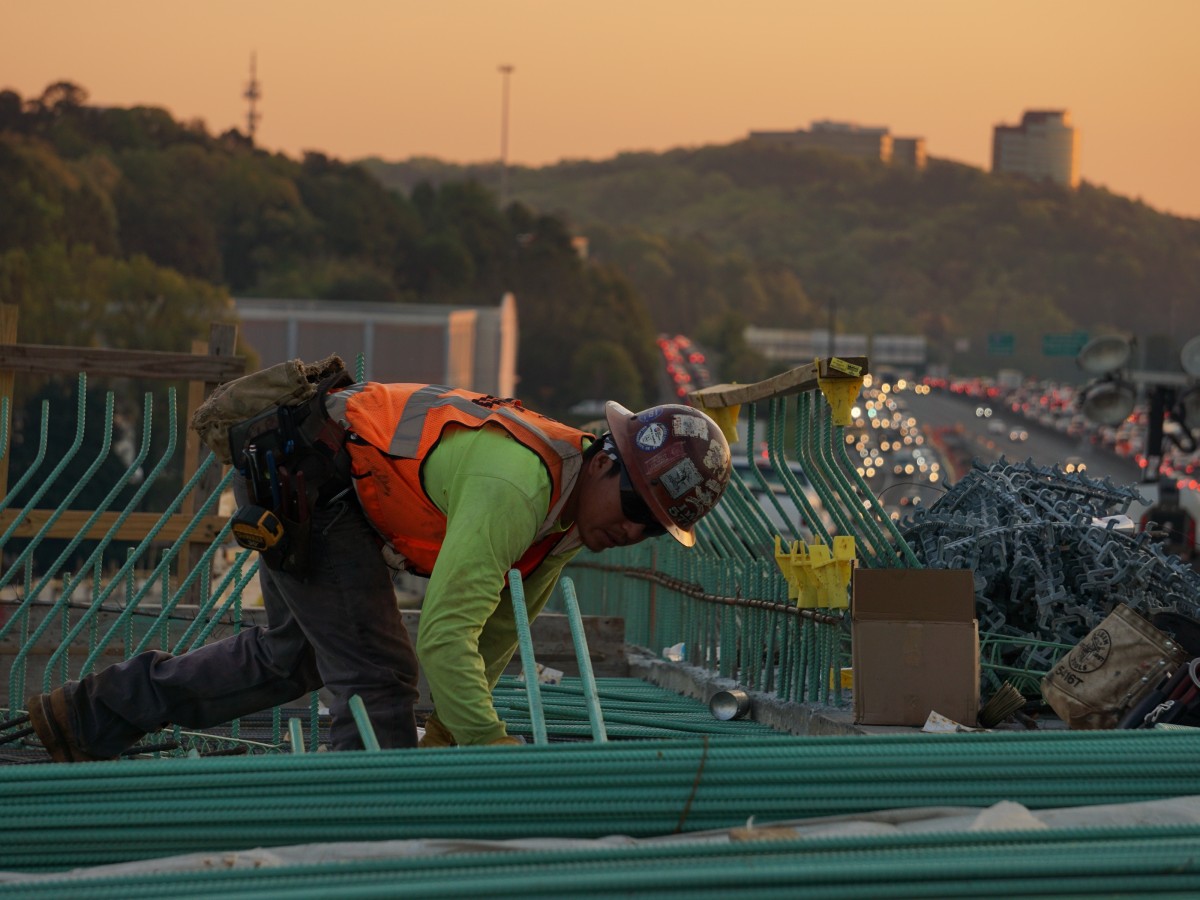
[1145,385,1173,482]
[498,64,514,206]
[828,294,836,358]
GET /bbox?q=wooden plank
[183,323,242,498]
[180,324,241,585]
[688,356,869,409]
[0,510,228,543]
[0,343,245,382]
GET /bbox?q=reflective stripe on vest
[339,383,587,578]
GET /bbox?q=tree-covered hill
[364,141,1200,376]
[0,82,667,416]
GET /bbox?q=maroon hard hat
[605,401,732,547]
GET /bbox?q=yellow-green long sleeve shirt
[416,424,582,745]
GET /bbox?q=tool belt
[228,371,354,574]
[192,356,354,574]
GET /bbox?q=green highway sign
[987,332,1015,355]
[1042,331,1089,357]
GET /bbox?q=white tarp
[6,795,1200,883]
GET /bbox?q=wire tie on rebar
[673,734,711,834]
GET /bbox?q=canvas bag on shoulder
[1041,603,1188,729]
[191,354,347,464]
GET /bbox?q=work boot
[26,688,108,763]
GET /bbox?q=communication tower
[244,52,262,143]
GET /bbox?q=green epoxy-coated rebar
[75,442,229,672]
[42,393,184,686]
[109,458,228,654]
[182,553,259,652]
[0,385,111,589]
[559,577,607,742]
[0,392,155,645]
[491,678,775,739]
[827,398,921,568]
[813,393,887,559]
[767,395,831,544]
[813,395,892,564]
[1,388,167,693]
[288,718,305,753]
[716,470,775,551]
[174,546,254,652]
[0,400,49,525]
[507,569,547,745]
[796,394,859,555]
[348,695,380,751]
[5,398,162,704]
[742,406,803,543]
[133,510,235,656]
[5,731,1200,874]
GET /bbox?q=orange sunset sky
[5,0,1199,219]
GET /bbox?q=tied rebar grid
[900,457,1200,691]
[564,368,932,711]
[0,376,306,758]
[566,541,849,709]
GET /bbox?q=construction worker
[1139,477,1196,563]
[26,381,732,760]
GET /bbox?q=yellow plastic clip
[826,536,855,609]
[701,402,741,445]
[817,358,864,427]
[797,541,825,609]
[816,543,846,607]
[774,536,800,600]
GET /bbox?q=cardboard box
[852,568,980,726]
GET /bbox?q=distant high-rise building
[748,120,926,170]
[891,137,927,170]
[992,110,1079,188]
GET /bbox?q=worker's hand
[418,716,456,748]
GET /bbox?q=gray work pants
[61,492,420,755]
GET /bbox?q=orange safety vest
[337,383,588,578]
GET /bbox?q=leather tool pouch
[192,354,348,464]
[1041,603,1188,729]
[195,357,354,575]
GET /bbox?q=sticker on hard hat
[704,441,730,480]
[635,423,667,450]
[644,443,686,477]
[661,458,703,499]
[669,503,700,525]
[671,482,719,524]
[672,414,709,440]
